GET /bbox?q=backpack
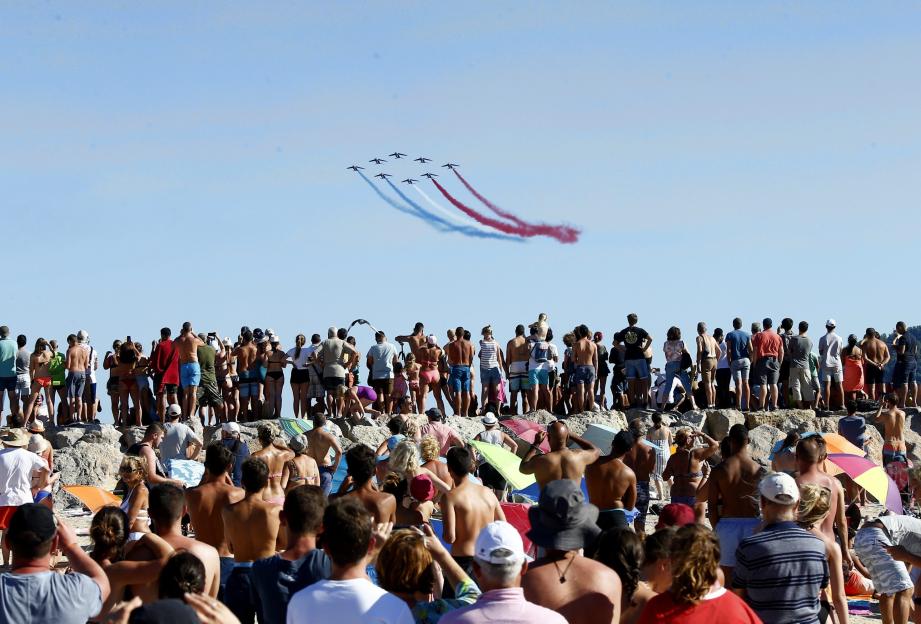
[531,341,550,363]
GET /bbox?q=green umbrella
[470,440,536,491]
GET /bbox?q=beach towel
[62,485,122,513]
[168,459,205,487]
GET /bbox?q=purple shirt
[439,588,567,624]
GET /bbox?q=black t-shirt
[253,550,331,624]
[619,326,649,360]
[898,333,918,363]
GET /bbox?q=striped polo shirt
[733,521,829,624]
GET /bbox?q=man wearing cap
[336,445,396,523]
[440,520,566,624]
[0,504,110,623]
[221,421,251,488]
[474,412,519,499]
[366,331,398,414]
[751,317,784,411]
[420,408,463,457]
[707,424,764,584]
[818,319,844,410]
[160,404,203,467]
[0,429,51,552]
[585,430,637,532]
[733,472,829,624]
[523,480,621,624]
[520,421,600,490]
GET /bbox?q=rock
[120,426,147,450]
[347,425,388,450]
[703,409,745,440]
[625,408,657,423]
[55,440,121,490]
[675,410,706,431]
[748,425,784,466]
[522,410,560,426]
[78,424,123,447]
[47,427,85,450]
[564,410,628,438]
[444,416,485,441]
[743,409,826,434]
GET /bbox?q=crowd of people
[0,315,920,624]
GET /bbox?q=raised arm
[519,431,546,475]
[569,434,601,464]
[693,431,719,461]
[501,432,519,454]
[56,520,111,606]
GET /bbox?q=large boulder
[347,425,388,450]
[703,409,745,440]
[564,411,628,438]
[625,408,657,423]
[675,410,706,431]
[523,410,560,426]
[444,416,485,441]
[55,440,121,490]
[47,427,86,450]
[743,409,828,434]
[748,424,784,466]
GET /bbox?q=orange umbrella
[62,485,121,513]
[818,433,866,457]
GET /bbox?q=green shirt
[412,579,481,624]
[48,352,66,385]
[197,345,217,386]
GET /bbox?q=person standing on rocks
[520,421,600,489]
[696,322,720,409]
[819,319,845,411]
[174,322,204,422]
[725,318,753,412]
[505,325,532,415]
[446,328,474,417]
[788,321,815,409]
[619,314,652,409]
[65,333,88,423]
[795,435,851,568]
[892,321,918,408]
[396,322,427,360]
[585,430,637,531]
[625,419,656,535]
[706,424,764,585]
[751,318,783,412]
[306,412,342,497]
[570,324,598,413]
[150,327,180,421]
[872,392,909,494]
[663,428,718,508]
[366,331,398,415]
[861,328,890,401]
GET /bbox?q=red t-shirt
[151,339,180,385]
[637,588,762,624]
[752,330,782,359]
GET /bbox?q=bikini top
[683,451,703,479]
[286,459,304,483]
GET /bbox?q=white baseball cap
[167,404,182,418]
[826,319,836,328]
[474,521,531,565]
[222,422,241,435]
[759,472,800,505]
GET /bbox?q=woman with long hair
[798,483,848,624]
[24,337,52,424]
[661,327,697,411]
[595,528,657,624]
[252,424,294,505]
[637,524,760,622]
[287,334,311,418]
[118,454,151,541]
[842,334,866,401]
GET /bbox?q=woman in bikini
[662,428,719,508]
[286,334,311,419]
[24,338,52,425]
[133,342,153,423]
[116,339,142,426]
[118,455,151,541]
[104,340,122,426]
[252,424,294,505]
[221,338,239,422]
[404,354,421,411]
[419,337,445,415]
[281,434,320,491]
[263,337,288,419]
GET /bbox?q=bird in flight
[442,163,460,170]
[369,158,387,164]
[421,172,438,179]
[346,165,364,171]
[389,152,407,159]
[415,157,432,163]
[375,173,393,179]
[402,178,418,185]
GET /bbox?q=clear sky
[3,2,920,357]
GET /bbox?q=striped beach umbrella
[502,418,550,453]
[825,453,903,514]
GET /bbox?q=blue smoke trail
[357,171,448,233]
[383,178,522,243]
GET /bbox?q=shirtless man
[232,330,258,421]
[873,392,908,473]
[252,424,294,505]
[222,457,282,624]
[623,419,656,535]
[65,333,88,421]
[585,430,636,531]
[523,480,621,624]
[707,424,765,584]
[445,328,474,417]
[186,443,245,598]
[520,421,600,489]
[127,483,220,602]
[306,412,342,497]
[396,321,427,360]
[442,446,505,578]
[861,328,891,401]
[335,444,396,523]
[175,322,204,420]
[570,325,599,413]
[795,435,851,568]
[505,325,531,414]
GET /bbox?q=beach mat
[168,459,205,487]
[279,417,313,437]
[62,486,121,513]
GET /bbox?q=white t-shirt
[287,346,314,370]
[0,448,47,506]
[82,344,99,383]
[286,578,413,624]
[528,340,557,372]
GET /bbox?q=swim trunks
[715,517,760,567]
[572,364,595,386]
[449,365,471,393]
[66,371,86,399]
[635,480,650,526]
[624,358,649,381]
[180,362,202,387]
[480,367,501,385]
[528,368,550,386]
[318,465,335,497]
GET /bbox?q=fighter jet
[402,178,418,185]
[442,163,460,170]
[421,172,438,179]
[374,173,393,179]
[415,157,432,163]
[389,152,407,159]
[369,158,387,164]
[346,165,364,171]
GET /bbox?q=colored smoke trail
[451,170,580,244]
[381,177,522,242]
[358,171,448,233]
[431,179,532,238]
[412,184,485,230]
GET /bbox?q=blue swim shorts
[480,367,501,385]
[528,368,551,386]
[180,362,202,387]
[572,364,596,386]
[449,365,471,393]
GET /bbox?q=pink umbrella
[502,418,550,453]
[826,453,903,514]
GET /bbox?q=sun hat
[760,472,800,505]
[410,474,436,502]
[222,422,241,435]
[27,434,49,454]
[475,520,532,565]
[527,479,600,551]
[826,319,837,328]
[28,420,45,433]
[1,429,30,448]
[481,412,498,426]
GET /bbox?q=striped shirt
[479,340,499,369]
[733,521,828,624]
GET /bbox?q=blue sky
[2,2,920,358]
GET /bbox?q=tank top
[479,340,499,369]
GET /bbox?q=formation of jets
[348,156,459,181]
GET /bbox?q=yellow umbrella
[469,441,536,491]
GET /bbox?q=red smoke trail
[451,170,580,244]
[431,179,526,238]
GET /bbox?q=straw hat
[1,429,30,448]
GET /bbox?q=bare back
[527,448,595,488]
[306,428,335,467]
[506,336,529,365]
[797,470,842,543]
[585,456,635,509]
[66,346,88,372]
[443,480,504,556]
[523,556,621,624]
[186,480,244,557]
[346,487,397,523]
[881,408,906,450]
[572,338,596,366]
[710,454,763,519]
[253,444,294,501]
[175,333,203,364]
[222,496,282,562]
[624,442,656,482]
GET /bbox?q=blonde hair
[376,530,436,595]
[675,428,693,447]
[389,440,421,478]
[669,524,719,605]
[420,435,440,462]
[797,483,831,529]
[119,454,148,480]
[404,419,420,441]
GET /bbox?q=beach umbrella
[499,502,534,556]
[470,440,536,491]
[770,432,866,461]
[825,453,902,514]
[502,418,550,453]
[62,485,121,513]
